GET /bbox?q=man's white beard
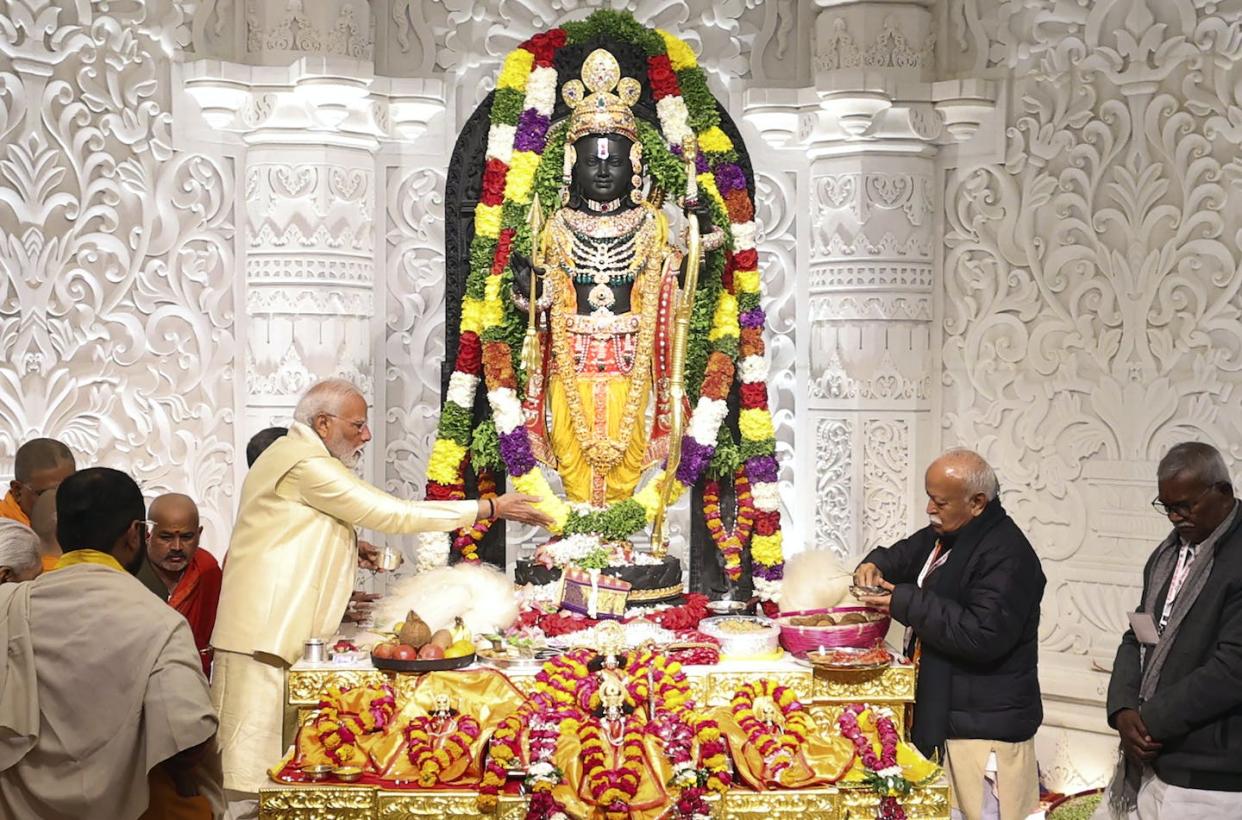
[326,433,363,468]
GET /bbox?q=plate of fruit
[370,611,476,672]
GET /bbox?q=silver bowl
[706,599,748,615]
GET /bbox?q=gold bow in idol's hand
[520,193,545,378]
[650,136,702,558]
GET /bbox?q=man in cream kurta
[211,379,549,813]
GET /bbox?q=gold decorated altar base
[284,657,918,741]
[258,781,951,819]
[267,657,949,819]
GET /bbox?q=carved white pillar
[806,155,936,557]
[741,0,997,562]
[242,138,377,437]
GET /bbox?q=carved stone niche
[813,1,936,82]
[244,0,374,64]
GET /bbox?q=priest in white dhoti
[0,467,223,820]
[211,378,550,816]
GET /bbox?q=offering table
[261,657,950,819]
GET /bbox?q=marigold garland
[702,467,754,581]
[730,679,812,785]
[580,718,646,813]
[421,9,785,604]
[403,713,481,787]
[838,703,909,820]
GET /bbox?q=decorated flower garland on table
[838,703,910,820]
[421,8,785,604]
[319,683,397,734]
[477,646,723,817]
[299,683,397,770]
[306,707,364,768]
[730,679,812,785]
[580,718,647,816]
[403,713,482,786]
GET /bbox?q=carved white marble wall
[0,1,239,554]
[940,0,1242,791]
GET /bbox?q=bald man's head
[147,493,202,580]
[924,448,998,535]
[10,438,76,519]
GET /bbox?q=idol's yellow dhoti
[529,204,683,507]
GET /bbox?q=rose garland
[403,713,482,787]
[702,467,754,581]
[421,8,785,603]
[730,679,812,785]
[580,718,647,816]
[839,703,910,820]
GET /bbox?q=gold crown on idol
[563,49,641,143]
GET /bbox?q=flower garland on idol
[420,9,784,603]
[730,679,812,785]
[838,703,910,820]
[702,467,755,582]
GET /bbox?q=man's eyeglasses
[322,414,369,433]
[1151,485,1216,518]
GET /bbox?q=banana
[449,616,471,644]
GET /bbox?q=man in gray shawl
[1098,442,1242,818]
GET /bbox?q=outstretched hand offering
[494,492,555,529]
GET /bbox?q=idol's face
[572,134,632,204]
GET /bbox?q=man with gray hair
[1097,441,1242,818]
[212,378,552,817]
[855,448,1045,820]
[0,520,41,584]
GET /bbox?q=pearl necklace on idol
[559,204,652,314]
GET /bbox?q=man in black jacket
[855,448,1044,820]
[1098,441,1242,818]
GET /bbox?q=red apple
[372,643,396,660]
[394,644,418,661]
[417,643,445,660]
